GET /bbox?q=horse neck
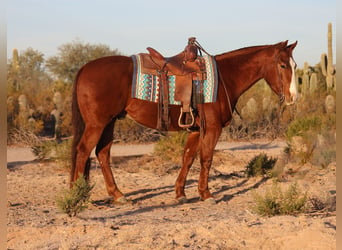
[216,47,274,100]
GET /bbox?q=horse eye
[280,64,286,69]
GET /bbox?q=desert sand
[7,140,336,249]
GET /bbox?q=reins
[193,40,241,121]
[191,40,288,146]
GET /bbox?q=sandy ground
[7,140,336,249]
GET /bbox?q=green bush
[56,174,94,217]
[154,131,188,163]
[285,115,322,140]
[114,118,161,143]
[245,153,277,177]
[31,140,57,161]
[252,182,308,216]
[31,139,72,168]
[285,113,336,166]
[54,139,72,169]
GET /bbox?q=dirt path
[7,140,286,162]
[7,140,335,249]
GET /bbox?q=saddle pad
[131,54,218,104]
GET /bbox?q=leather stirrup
[178,107,195,128]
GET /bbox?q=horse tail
[70,67,89,185]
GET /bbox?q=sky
[7,0,336,67]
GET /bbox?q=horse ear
[275,40,288,50]
[287,41,298,51]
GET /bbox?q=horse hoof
[177,196,188,204]
[114,196,131,205]
[203,197,216,205]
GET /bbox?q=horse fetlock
[202,197,217,204]
[198,189,213,202]
[113,196,132,205]
[176,196,188,204]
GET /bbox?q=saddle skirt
[131,54,218,105]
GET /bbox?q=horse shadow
[88,173,269,221]
[7,160,38,171]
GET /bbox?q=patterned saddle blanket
[131,54,218,105]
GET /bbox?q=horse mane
[215,44,274,59]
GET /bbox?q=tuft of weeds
[285,113,336,166]
[56,174,94,217]
[31,140,57,161]
[285,115,322,140]
[31,139,72,169]
[54,139,72,169]
[8,128,41,146]
[154,131,188,163]
[252,182,308,216]
[308,192,336,213]
[245,153,277,177]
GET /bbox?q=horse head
[264,40,298,105]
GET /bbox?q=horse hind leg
[72,125,104,184]
[95,118,127,203]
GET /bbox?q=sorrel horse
[71,40,298,203]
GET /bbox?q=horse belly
[125,99,181,131]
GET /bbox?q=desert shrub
[31,140,57,161]
[285,113,336,165]
[7,128,41,146]
[54,139,72,169]
[245,153,277,177]
[252,182,308,216]
[31,139,72,168]
[114,118,161,143]
[313,146,336,167]
[308,194,336,213]
[285,115,322,140]
[56,174,94,217]
[154,131,188,163]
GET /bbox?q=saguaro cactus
[325,95,335,113]
[320,23,336,89]
[12,49,20,91]
[12,49,19,70]
[309,72,318,94]
[52,91,63,139]
[301,62,310,95]
[17,94,29,128]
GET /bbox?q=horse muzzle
[284,93,298,105]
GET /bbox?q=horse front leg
[198,126,222,203]
[175,131,200,202]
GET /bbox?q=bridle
[274,55,286,105]
[274,54,296,105]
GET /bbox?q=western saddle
[141,37,207,131]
